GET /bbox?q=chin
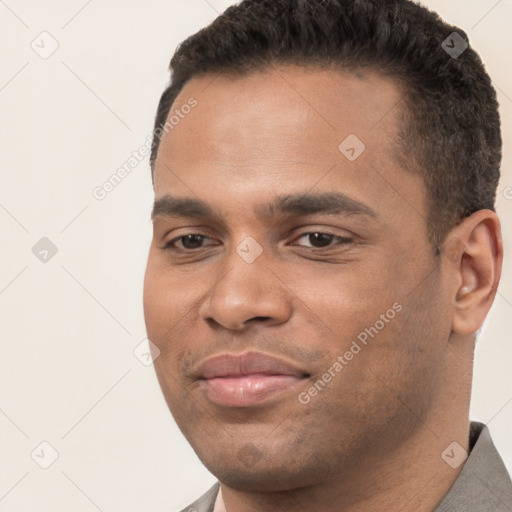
[198,451,323,493]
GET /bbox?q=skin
[143,65,503,511]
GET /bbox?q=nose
[198,250,292,331]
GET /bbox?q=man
[143,0,512,510]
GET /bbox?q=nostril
[251,316,271,322]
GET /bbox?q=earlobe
[444,210,503,335]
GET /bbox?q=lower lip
[201,374,304,407]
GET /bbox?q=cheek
[144,265,197,412]
[143,256,206,380]
[143,256,183,358]
[142,263,166,339]
[288,261,400,344]
[290,259,444,392]
[143,251,187,325]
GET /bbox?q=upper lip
[194,351,309,379]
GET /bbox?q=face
[143,65,453,492]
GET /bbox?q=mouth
[195,351,310,407]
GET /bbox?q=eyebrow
[151,192,377,222]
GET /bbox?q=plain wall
[1,1,511,510]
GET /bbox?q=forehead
[154,65,404,174]
[152,65,422,224]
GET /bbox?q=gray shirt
[179,422,512,511]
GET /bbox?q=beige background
[0,1,511,510]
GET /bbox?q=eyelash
[163,231,353,252]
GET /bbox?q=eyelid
[289,231,353,249]
[164,231,216,250]
[287,224,354,241]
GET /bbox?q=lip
[195,351,309,407]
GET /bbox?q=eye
[292,232,353,250]
[162,231,353,253]
[164,233,215,251]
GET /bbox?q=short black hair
[150,0,501,248]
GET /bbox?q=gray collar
[434,421,512,511]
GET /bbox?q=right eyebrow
[151,196,214,221]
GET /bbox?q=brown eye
[293,232,352,249]
[165,233,213,251]
[179,234,206,249]
[306,233,335,248]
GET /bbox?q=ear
[441,210,503,335]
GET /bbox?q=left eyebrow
[150,192,377,222]
[255,192,378,219]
